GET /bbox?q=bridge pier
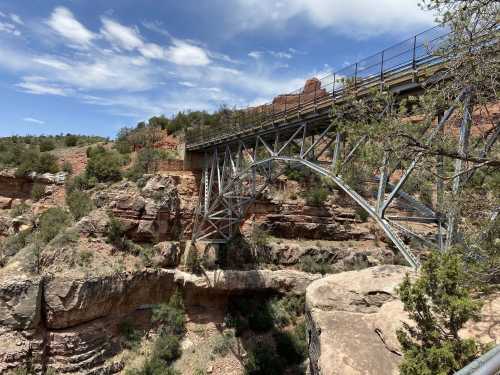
[183,151,205,171]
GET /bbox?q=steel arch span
[188,109,470,269]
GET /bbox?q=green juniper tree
[397,252,484,374]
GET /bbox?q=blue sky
[0,0,435,138]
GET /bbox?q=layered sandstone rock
[259,240,393,270]
[91,176,182,242]
[0,258,321,373]
[0,261,44,373]
[306,265,413,375]
[244,198,373,241]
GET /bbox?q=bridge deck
[186,26,448,151]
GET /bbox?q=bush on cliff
[106,215,130,251]
[39,207,72,243]
[85,146,123,183]
[16,150,60,176]
[397,251,486,375]
[66,191,93,220]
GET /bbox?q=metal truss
[190,89,495,270]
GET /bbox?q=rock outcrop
[91,176,182,242]
[0,261,320,373]
[244,198,374,241]
[306,265,413,375]
[258,240,394,270]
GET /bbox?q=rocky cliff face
[0,250,319,374]
[305,265,414,375]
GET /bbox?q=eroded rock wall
[0,265,320,374]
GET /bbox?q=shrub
[304,186,328,206]
[64,135,78,147]
[1,230,31,257]
[152,289,186,336]
[268,295,305,328]
[274,322,307,364]
[355,206,369,222]
[245,343,285,375]
[31,183,46,202]
[9,203,30,218]
[299,255,332,275]
[39,139,55,152]
[78,250,93,267]
[37,153,59,174]
[212,330,235,356]
[118,319,141,349]
[397,252,484,375]
[66,191,93,220]
[66,174,96,193]
[125,358,179,375]
[86,147,123,182]
[62,161,73,174]
[249,226,270,249]
[39,207,72,243]
[51,229,79,248]
[106,215,129,251]
[152,334,181,363]
[248,305,274,332]
[16,151,59,176]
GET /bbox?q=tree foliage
[397,252,484,375]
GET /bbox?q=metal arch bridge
[182,25,487,270]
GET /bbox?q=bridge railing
[185,25,450,148]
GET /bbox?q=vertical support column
[446,95,472,248]
[203,152,209,214]
[332,132,343,175]
[377,152,389,216]
[436,112,445,251]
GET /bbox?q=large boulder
[43,269,176,329]
[152,241,182,268]
[74,208,110,236]
[0,271,42,331]
[306,265,413,375]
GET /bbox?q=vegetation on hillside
[225,294,308,375]
[0,134,106,174]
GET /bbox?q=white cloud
[268,50,292,59]
[179,81,196,87]
[139,43,165,59]
[23,117,45,124]
[16,77,71,96]
[232,0,434,38]
[248,51,263,59]
[0,22,20,36]
[10,14,23,25]
[101,18,143,50]
[47,7,96,46]
[165,39,210,66]
[34,57,71,70]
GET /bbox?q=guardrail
[186,25,449,148]
[455,345,500,375]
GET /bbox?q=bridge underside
[187,90,479,269]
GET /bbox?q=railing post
[380,51,385,92]
[332,73,336,100]
[412,35,417,70]
[354,63,358,92]
[284,95,287,117]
